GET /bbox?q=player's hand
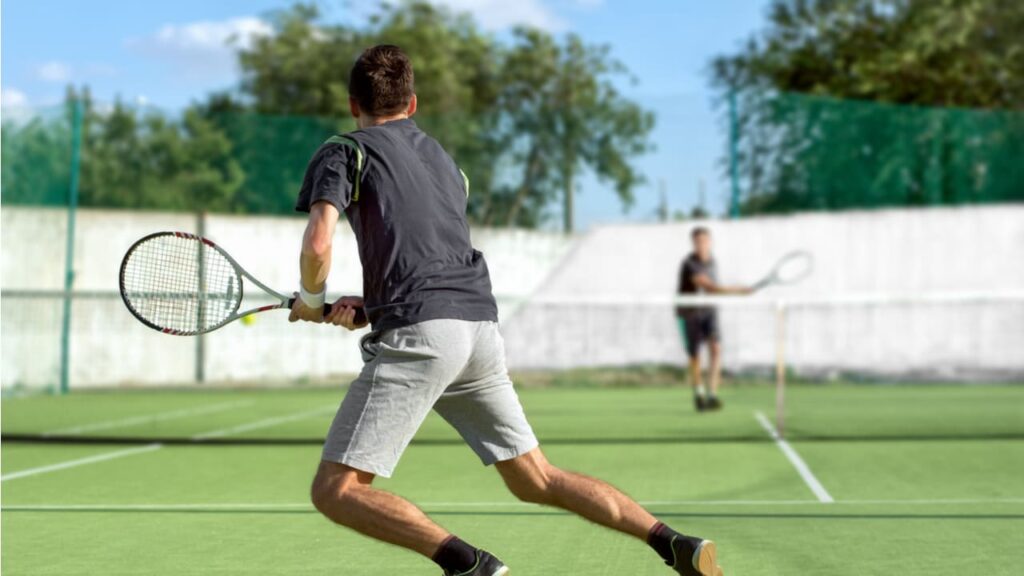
[289,292,325,323]
[325,296,368,331]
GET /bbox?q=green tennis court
[3,380,1023,575]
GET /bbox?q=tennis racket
[119,231,366,336]
[751,250,815,291]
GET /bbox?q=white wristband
[299,284,326,309]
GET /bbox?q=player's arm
[301,201,338,295]
[290,201,339,323]
[692,273,753,296]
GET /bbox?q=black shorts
[677,313,720,359]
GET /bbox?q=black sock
[432,536,478,574]
[647,522,681,563]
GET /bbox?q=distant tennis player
[289,46,723,575]
[677,227,752,412]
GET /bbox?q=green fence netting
[734,92,1024,214]
[3,95,1022,215]
[1,105,76,207]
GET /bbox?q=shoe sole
[491,567,510,576]
[693,540,722,576]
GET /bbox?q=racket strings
[122,235,240,334]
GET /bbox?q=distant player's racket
[752,250,814,291]
[119,232,365,336]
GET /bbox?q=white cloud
[429,0,568,31]
[2,87,29,108]
[127,17,272,79]
[37,61,72,83]
[2,88,34,124]
[147,17,272,52]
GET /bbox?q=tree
[225,2,654,230]
[1,103,73,206]
[71,88,243,211]
[5,1,655,226]
[495,29,654,231]
[711,0,1024,214]
[227,2,504,217]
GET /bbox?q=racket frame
[120,231,339,336]
[752,250,814,292]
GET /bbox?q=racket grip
[287,298,367,325]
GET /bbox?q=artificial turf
[2,382,1023,575]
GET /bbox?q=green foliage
[226,1,653,230]
[1,109,73,206]
[2,89,244,212]
[714,0,1024,107]
[712,0,1024,214]
[2,1,653,228]
[75,91,244,212]
[489,29,655,230]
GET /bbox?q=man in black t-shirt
[677,227,752,412]
[288,45,723,576]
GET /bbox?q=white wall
[500,206,1024,379]
[1,207,573,390]
[3,205,1022,390]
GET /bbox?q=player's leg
[496,446,654,537]
[683,316,708,411]
[313,322,505,575]
[496,448,721,575]
[435,322,722,575]
[706,341,722,410]
[706,313,723,410]
[311,461,448,556]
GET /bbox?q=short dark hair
[349,45,415,117]
[691,226,710,240]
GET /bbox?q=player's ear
[406,94,417,117]
[349,97,361,119]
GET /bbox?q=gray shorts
[321,319,538,477]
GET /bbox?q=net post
[195,211,207,384]
[774,300,787,437]
[58,98,84,395]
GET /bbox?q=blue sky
[2,0,769,229]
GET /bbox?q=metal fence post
[774,300,787,438]
[59,98,84,395]
[195,211,207,384]
[729,90,741,219]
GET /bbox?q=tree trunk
[505,145,542,227]
[563,158,574,234]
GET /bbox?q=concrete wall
[3,205,1022,390]
[0,207,573,389]
[501,206,1024,379]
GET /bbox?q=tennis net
[3,292,1021,444]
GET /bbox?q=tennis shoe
[706,396,723,411]
[694,395,707,412]
[442,550,509,576]
[668,535,723,576]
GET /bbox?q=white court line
[45,400,254,436]
[419,498,1024,507]
[191,406,335,439]
[4,497,1024,512]
[3,405,335,482]
[0,444,163,482]
[754,411,835,504]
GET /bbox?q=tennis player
[288,45,723,576]
[677,227,752,412]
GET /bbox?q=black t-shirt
[295,118,498,332]
[676,253,717,317]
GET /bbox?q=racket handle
[287,298,367,325]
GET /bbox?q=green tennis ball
[240,314,256,326]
